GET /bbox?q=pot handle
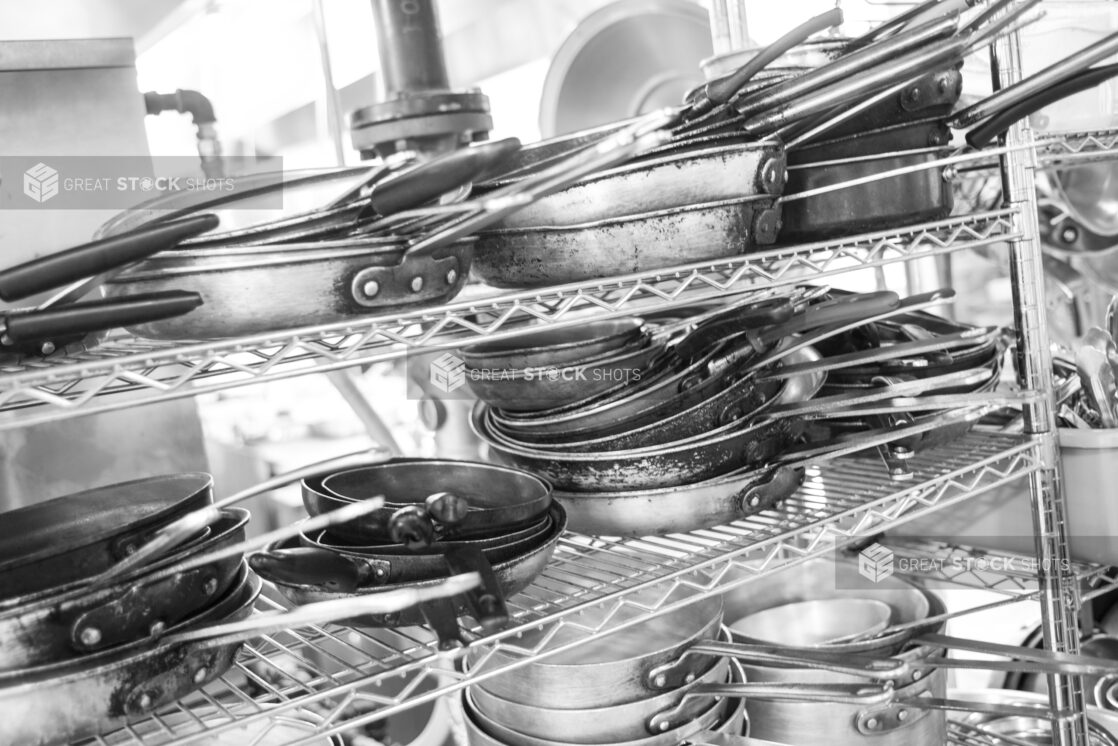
[248,546,385,592]
[161,571,481,650]
[649,682,892,734]
[733,466,805,517]
[674,640,911,682]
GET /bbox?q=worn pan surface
[0,508,248,672]
[480,140,784,229]
[779,146,954,242]
[556,464,805,537]
[104,237,473,339]
[305,459,552,544]
[252,502,566,628]
[475,402,801,492]
[0,473,214,601]
[0,563,260,746]
[473,195,781,289]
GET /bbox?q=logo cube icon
[23,162,59,203]
[429,352,466,393]
[858,543,894,583]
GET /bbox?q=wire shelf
[76,432,1037,746]
[0,209,1017,431]
[1037,129,1118,167]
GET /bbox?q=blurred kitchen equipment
[538,0,713,138]
[349,0,491,159]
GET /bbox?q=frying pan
[272,510,555,587]
[474,401,801,493]
[250,501,566,628]
[554,463,805,537]
[0,563,481,746]
[0,508,247,673]
[0,473,214,601]
[103,236,475,339]
[305,512,550,556]
[303,459,552,546]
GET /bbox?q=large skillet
[302,459,553,545]
[0,508,247,672]
[0,473,213,600]
[251,501,566,628]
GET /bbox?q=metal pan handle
[162,571,481,650]
[679,639,911,681]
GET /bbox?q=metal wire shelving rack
[15,29,1117,746]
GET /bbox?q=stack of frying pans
[0,460,489,745]
[248,458,566,645]
[466,287,1008,536]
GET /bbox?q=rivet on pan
[658,722,670,733]
[912,670,924,681]
[941,167,958,183]
[39,341,56,355]
[866,718,879,730]
[897,709,908,722]
[362,280,381,299]
[684,673,695,684]
[203,577,218,596]
[1060,226,1079,244]
[138,693,154,711]
[374,567,387,578]
[193,667,208,684]
[653,674,668,687]
[446,269,458,286]
[79,627,102,647]
[747,496,760,508]
[410,276,424,293]
[149,620,166,636]
[937,77,950,94]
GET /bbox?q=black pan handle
[690,7,843,116]
[0,213,218,302]
[443,545,508,633]
[967,63,1118,148]
[2,291,203,345]
[364,138,522,218]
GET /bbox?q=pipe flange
[350,90,492,158]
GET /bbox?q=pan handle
[966,63,1118,148]
[248,546,384,593]
[162,571,481,649]
[733,465,805,517]
[0,213,217,303]
[1,291,203,347]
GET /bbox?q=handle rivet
[138,693,154,711]
[658,722,670,733]
[410,276,424,293]
[363,280,381,298]
[653,674,667,687]
[149,620,166,636]
[80,627,102,647]
[375,567,387,578]
[203,577,218,596]
[40,341,56,356]
[912,670,923,681]
[193,667,208,684]
[897,709,908,722]
[446,269,458,285]
[866,718,879,730]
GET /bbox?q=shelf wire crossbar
[1,210,1016,430]
[78,433,1038,746]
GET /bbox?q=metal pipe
[995,23,1092,746]
[370,0,450,96]
[312,0,347,166]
